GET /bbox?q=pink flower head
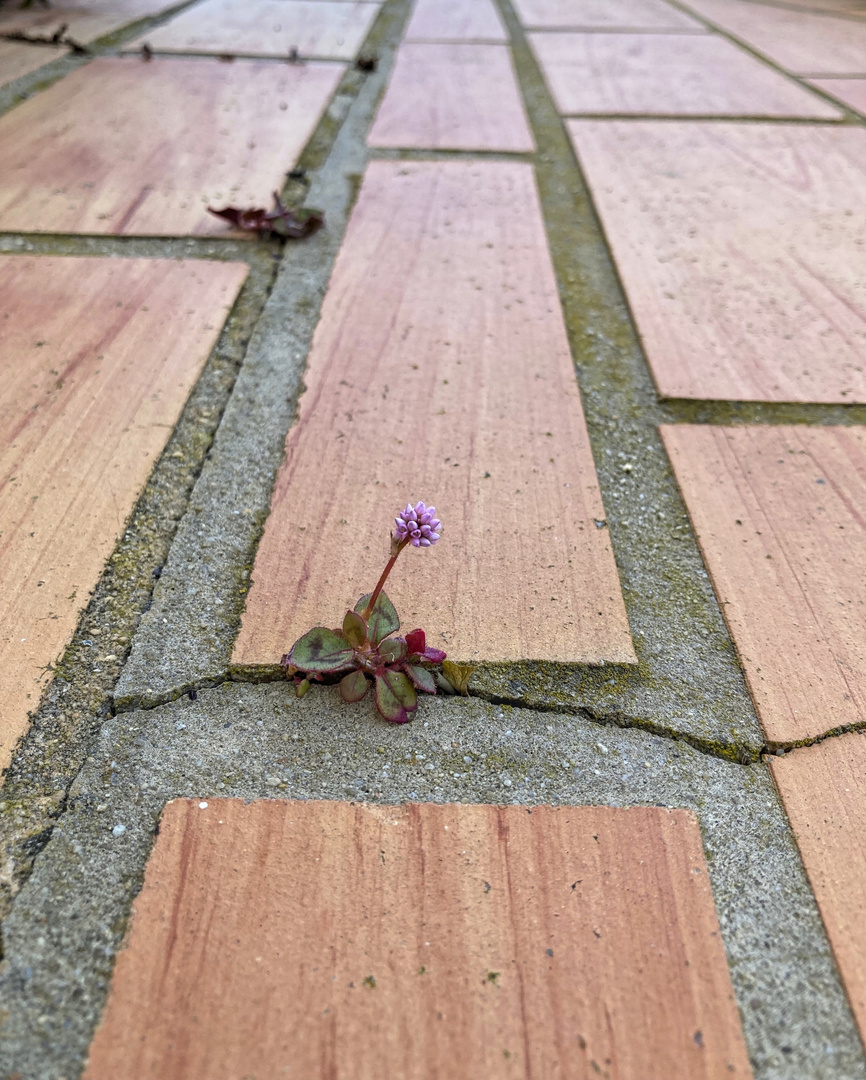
[394,501,441,548]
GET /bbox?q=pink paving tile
[126,0,379,59]
[405,0,508,41]
[660,424,866,745]
[0,255,248,775]
[512,0,703,30]
[0,39,64,87]
[233,160,634,667]
[770,734,866,1043]
[530,31,839,117]
[811,77,866,114]
[84,800,752,1080]
[568,120,866,402]
[0,0,183,44]
[0,57,345,236]
[680,0,866,75]
[367,43,534,151]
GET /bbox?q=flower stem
[363,537,408,620]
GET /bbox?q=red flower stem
[363,538,408,620]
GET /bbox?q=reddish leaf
[375,670,417,724]
[406,664,436,694]
[208,192,324,239]
[405,628,426,655]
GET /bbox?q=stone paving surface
[1,0,866,1077]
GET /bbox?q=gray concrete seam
[0,686,862,1079]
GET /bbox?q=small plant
[282,502,446,724]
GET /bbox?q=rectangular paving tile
[0,39,63,87]
[568,121,866,402]
[0,255,248,775]
[405,0,508,42]
[367,43,535,152]
[0,57,345,236]
[680,0,866,75]
[233,160,634,666]
[84,799,752,1080]
[126,0,380,60]
[0,0,181,44]
[660,424,866,744]
[811,77,866,114]
[512,0,703,30]
[770,733,866,1044]
[530,32,841,117]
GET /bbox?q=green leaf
[380,637,407,663]
[374,670,417,724]
[295,678,310,698]
[343,610,368,649]
[340,669,369,703]
[406,664,436,694]
[289,627,354,673]
[355,591,399,645]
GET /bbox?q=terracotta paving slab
[770,733,866,1043]
[679,0,866,75]
[0,39,63,87]
[84,799,752,1080]
[811,77,866,114]
[0,255,248,774]
[531,31,839,117]
[405,0,508,41]
[0,57,345,236]
[660,424,866,745]
[0,0,182,45]
[367,44,534,152]
[568,120,866,402]
[233,160,634,666]
[511,0,703,30]
[126,0,380,59]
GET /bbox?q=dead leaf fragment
[207,191,324,239]
[441,661,477,696]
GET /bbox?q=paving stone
[530,31,841,117]
[367,43,534,150]
[0,0,181,45]
[0,39,63,87]
[233,160,634,668]
[810,77,866,114]
[512,0,702,30]
[405,0,508,42]
[679,0,866,75]
[568,120,866,402]
[84,798,752,1079]
[0,56,345,236]
[127,0,380,59]
[770,732,866,1046]
[0,254,248,774]
[660,424,866,746]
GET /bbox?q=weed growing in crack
[282,502,447,724]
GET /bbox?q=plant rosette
[282,502,446,724]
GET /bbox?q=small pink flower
[394,501,441,548]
